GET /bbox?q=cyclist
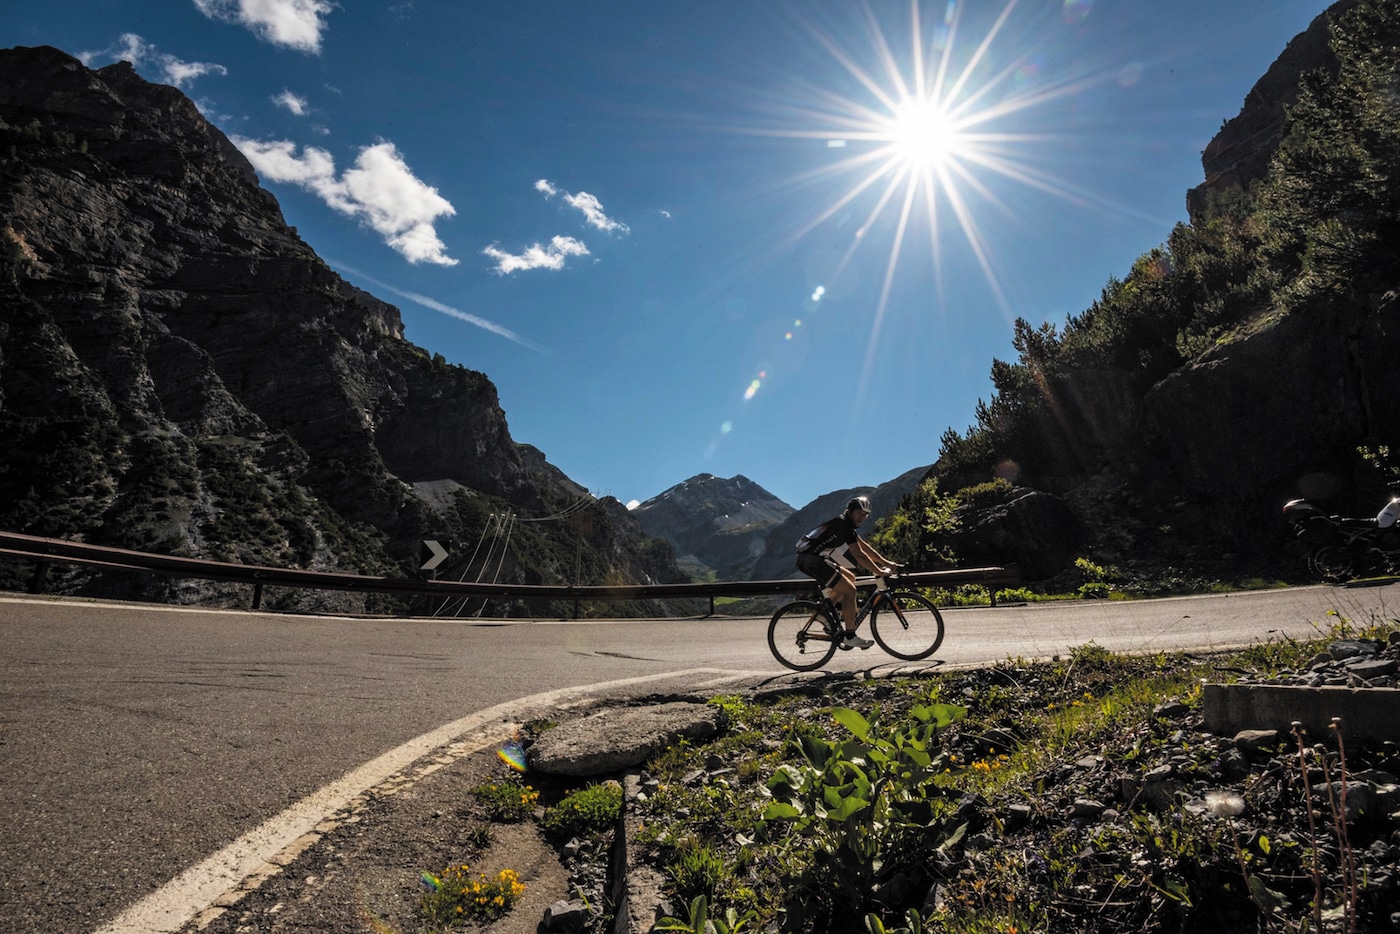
[794,494,897,650]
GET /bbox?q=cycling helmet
[846,495,872,514]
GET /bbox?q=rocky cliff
[1185,0,1356,221]
[1144,0,1400,566]
[0,46,683,611]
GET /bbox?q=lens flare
[1062,0,1094,24]
[496,739,527,772]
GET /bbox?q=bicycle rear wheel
[1309,545,1360,582]
[768,600,840,671]
[870,591,945,660]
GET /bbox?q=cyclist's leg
[829,566,858,632]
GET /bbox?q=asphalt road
[3,582,1398,933]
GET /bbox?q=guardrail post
[28,560,51,594]
[708,594,715,617]
[252,582,264,611]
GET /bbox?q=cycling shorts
[796,552,841,590]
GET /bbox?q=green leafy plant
[864,908,926,933]
[470,779,539,822]
[762,701,969,923]
[540,782,622,839]
[655,895,761,933]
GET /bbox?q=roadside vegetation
[632,614,1400,934]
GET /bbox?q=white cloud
[482,236,589,275]
[193,0,335,53]
[80,33,227,89]
[272,89,309,115]
[565,191,628,234]
[163,59,227,87]
[234,137,458,265]
[536,178,629,234]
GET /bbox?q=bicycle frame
[802,577,895,640]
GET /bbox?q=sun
[728,0,1110,399]
[886,96,965,171]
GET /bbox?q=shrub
[540,782,622,839]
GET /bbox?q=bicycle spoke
[768,600,840,671]
[870,591,944,660]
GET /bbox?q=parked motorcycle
[1283,495,1400,582]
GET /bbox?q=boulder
[529,702,722,777]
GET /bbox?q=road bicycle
[767,574,945,671]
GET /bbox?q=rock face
[0,46,681,609]
[1185,0,1356,220]
[941,0,1400,579]
[947,488,1083,581]
[1144,294,1400,541]
[631,474,794,580]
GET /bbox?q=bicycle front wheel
[768,600,840,671]
[870,591,945,660]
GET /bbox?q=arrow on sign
[420,539,449,571]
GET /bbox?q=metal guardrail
[0,529,1022,615]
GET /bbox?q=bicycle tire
[1309,545,1360,583]
[768,600,841,671]
[870,590,945,660]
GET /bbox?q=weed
[667,840,727,904]
[465,824,493,851]
[470,779,539,822]
[419,865,525,926]
[540,782,622,839]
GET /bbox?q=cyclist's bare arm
[853,538,895,576]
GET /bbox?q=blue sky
[5,0,1332,510]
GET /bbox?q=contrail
[328,260,549,354]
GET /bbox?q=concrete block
[1202,684,1400,745]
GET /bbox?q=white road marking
[92,667,758,934]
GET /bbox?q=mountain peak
[632,474,794,579]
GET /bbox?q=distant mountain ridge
[631,474,793,580]
[746,464,931,582]
[633,466,930,583]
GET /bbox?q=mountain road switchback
[2,583,1398,933]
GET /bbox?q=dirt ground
[179,739,587,934]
